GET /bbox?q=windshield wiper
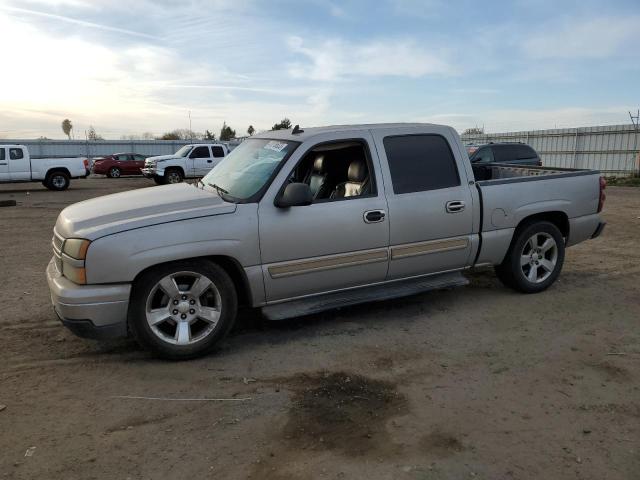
[207,183,237,203]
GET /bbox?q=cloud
[287,36,453,81]
[388,0,443,18]
[524,15,640,59]
[417,106,632,133]
[0,5,159,39]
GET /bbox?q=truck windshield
[175,146,193,157]
[200,138,298,202]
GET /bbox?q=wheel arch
[130,255,253,307]
[45,167,71,179]
[164,165,185,177]
[515,211,570,239]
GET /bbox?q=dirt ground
[1,177,639,480]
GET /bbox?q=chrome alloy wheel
[109,167,121,178]
[520,232,558,284]
[145,271,222,345]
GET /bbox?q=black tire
[45,171,70,191]
[164,168,184,184]
[153,175,166,185]
[128,260,238,360]
[495,221,565,294]
[108,167,121,178]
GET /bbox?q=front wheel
[108,167,121,178]
[495,221,565,293]
[128,260,238,360]
[45,171,70,191]
[165,168,183,184]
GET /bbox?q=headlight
[63,238,91,260]
[61,238,90,284]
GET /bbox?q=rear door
[8,147,30,180]
[0,148,8,181]
[211,145,226,169]
[190,146,214,177]
[371,127,475,280]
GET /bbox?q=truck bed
[472,163,596,182]
[472,163,602,267]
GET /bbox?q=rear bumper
[591,221,606,239]
[567,214,604,247]
[46,258,130,340]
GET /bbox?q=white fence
[0,139,240,160]
[462,124,640,175]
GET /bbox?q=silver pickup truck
[47,123,606,359]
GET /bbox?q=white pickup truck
[142,143,229,184]
[0,145,89,191]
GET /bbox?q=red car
[92,153,147,177]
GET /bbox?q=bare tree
[87,126,103,141]
[61,119,73,140]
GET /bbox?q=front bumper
[46,257,131,340]
[141,167,159,178]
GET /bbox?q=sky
[0,0,638,139]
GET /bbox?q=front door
[0,148,8,181]
[258,131,390,302]
[190,146,214,177]
[371,127,475,280]
[8,147,30,181]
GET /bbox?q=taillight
[83,158,89,168]
[598,176,606,213]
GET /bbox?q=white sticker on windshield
[264,141,288,153]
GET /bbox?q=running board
[261,272,469,321]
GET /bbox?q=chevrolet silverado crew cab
[142,143,229,184]
[1,145,89,190]
[47,123,606,359]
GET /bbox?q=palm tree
[61,119,73,140]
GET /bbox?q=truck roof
[253,123,451,142]
[0,144,26,148]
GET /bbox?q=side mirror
[275,183,313,208]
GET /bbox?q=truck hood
[55,184,236,240]
[146,154,180,162]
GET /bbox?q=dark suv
[468,143,542,166]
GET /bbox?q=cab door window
[190,147,210,158]
[9,148,24,160]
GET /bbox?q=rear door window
[211,146,225,158]
[515,145,537,159]
[383,135,460,194]
[191,146,210,158]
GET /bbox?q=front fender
[84,205,261,284]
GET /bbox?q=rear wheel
[128,260,238,360]
[165,168,184,184]
[45,171,70,191]
[108,167,121,178]
[495,221,565,293]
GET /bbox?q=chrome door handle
[446,201,465,213]
[364,210,386,223]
